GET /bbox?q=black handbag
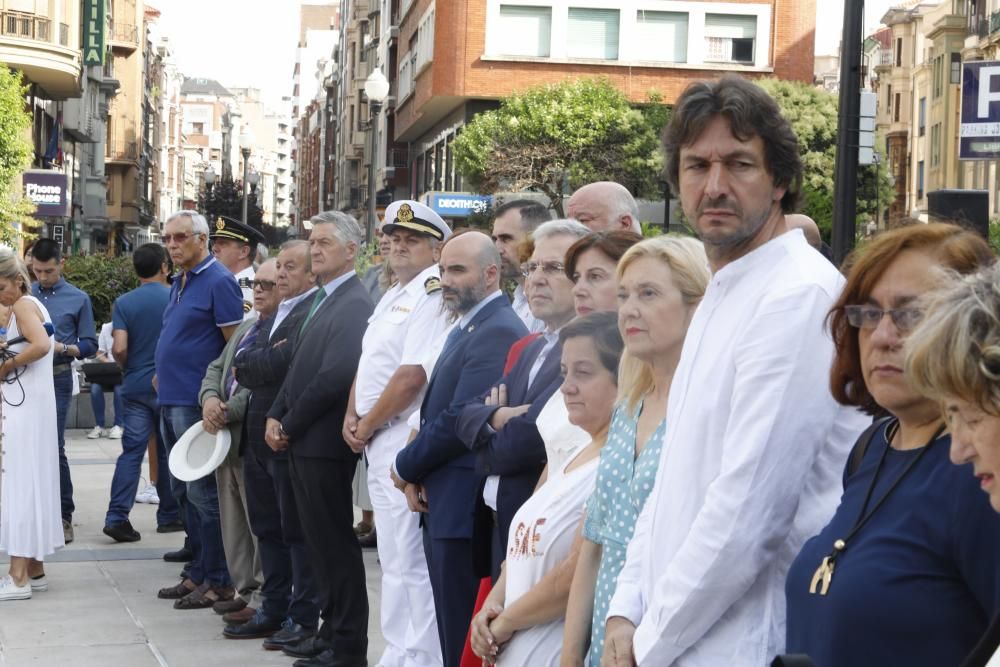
[82,361,123,387]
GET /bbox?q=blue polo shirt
[155,255,243,407]
[31,277,98,364]
[112,282,170,398]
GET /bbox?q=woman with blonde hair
[0,249,61,601]
[906,260,1000,667]
[560,235,709,666]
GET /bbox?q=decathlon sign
[960,61,1000,159]
[23,170,68,218]
[426,193,493,218]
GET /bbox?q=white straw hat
[168,420,231,482]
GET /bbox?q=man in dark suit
[457,219,588,579]
[393,231,527,667]
[229,240,321,649]
[265,213,374,667]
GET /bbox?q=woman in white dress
[0,249,62,601]
[470,311,624,666]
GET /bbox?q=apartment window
[918,97,926,136]
[934,55,943,98]
[497,5,552,57]
[951,52,961,84]
[895,37,902,67]
[931,123,941,166]
[894,93,900,122]
[704,13,756,64]
[887,85,892,118]
[635,11,687,63]
[191,122,204,134]
[567,8,620,60]
[416,7,435,71]
[917,160,925,200]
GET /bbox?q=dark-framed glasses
[521,261,565,278]
[252,279,277,291]
[844,305,923,332]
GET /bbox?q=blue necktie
[439,325,464,359]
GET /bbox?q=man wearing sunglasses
[198,259,283,633]
[154,210,244,611]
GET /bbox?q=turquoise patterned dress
[582,401,666,665]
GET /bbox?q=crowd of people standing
[1,73,1000,667]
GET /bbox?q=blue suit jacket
[456,336,563,563]
[395,296,527,540]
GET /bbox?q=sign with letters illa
[959,61,1000,160]
[82,0,105,67]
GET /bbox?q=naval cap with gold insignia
[381,200,452,242]
[210,216,267,247]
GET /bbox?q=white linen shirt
[354,263,450,419]
[268,287,318,340]
[607,230,869,666]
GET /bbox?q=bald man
[785,214,823,250]
[393,231,528,666]
[567,181,643,233]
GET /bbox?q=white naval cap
[382,200,452,241]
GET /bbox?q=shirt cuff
[607,584,644,629]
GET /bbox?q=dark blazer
[232,295,313,461]
[395,295,527,541]
[457,336,563,559]
[268,276,373,459]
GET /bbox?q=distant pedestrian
[87,321,124,440]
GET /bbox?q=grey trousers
[216,454,264,607]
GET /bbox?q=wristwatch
[278,422,288,438]
[61,343,69,355]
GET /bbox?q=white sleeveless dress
[0,295,63,560]
[497,450,600,667]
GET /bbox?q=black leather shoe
[357,528,377,549]
[163,547,193,563]
[282,635,328,659]
[223,611,284,639]
[263,622,315,651]
[103,520,141,543]
[156,520,184,533]
[293,648,367,667]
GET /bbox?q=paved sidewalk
[0,430,385,667]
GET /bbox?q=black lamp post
[240,127,253,224]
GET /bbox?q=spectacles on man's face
[252,279,277,291]
[521,261,565,278]
[844,305,923,333]
[162,232,200,244]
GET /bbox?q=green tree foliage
[0,65,36,243]
[756,79,894,242]
[63,255,139,327]
[453,79,668,215]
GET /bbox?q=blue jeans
[105,390,179,527]
[160,404,231,587]
[53,370,74,522]
[90,383,124,428]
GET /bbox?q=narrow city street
[0,431,386,667]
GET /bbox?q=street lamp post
[239,127,253,224]
[364,69,391,245]
[203,165,216,219]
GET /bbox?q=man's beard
[500,259,520,281]
[442,275,488,316]
[694,196,771,249]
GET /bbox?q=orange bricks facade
[395,0,816,141]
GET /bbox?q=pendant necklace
[809,418,945,595]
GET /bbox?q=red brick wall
[395,0,816,139]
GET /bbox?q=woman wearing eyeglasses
[784,223,1000,667]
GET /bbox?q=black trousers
[289,453,368,656]
[244,450,320,626]
[422,512,481,667]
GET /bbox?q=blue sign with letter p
[961,61,1000,160]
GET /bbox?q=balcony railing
[879,50,893,66]
[970,14,989,39]
[387,148,409,168]
[110,22,138,45]
[1,11,51,42]
[106,138,139,161]
[992,11,1000,34]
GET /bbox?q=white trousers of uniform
[367,421,443,667]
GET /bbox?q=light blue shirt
[320,270,357,297]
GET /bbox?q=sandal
[158,578,197,600]
[173,583,235,610]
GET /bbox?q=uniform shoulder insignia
[238,277,253,288]
[424,276,441,295]
[242,300,252,313]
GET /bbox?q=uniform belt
[52,363,72,375]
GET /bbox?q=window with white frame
[567,8,620,60]
[704,13,756,64]
[635,10,687,63]
[497,5,552,57]
[416,6,435,72]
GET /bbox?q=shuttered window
[567,8,620,60]
[497,5,552,57]
[635,10,687,63]
[704,13,756,64]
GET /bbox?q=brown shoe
[174,583,235,610]
[213,597,247,615]
[157,578,197,600]
[223,606,257,625]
